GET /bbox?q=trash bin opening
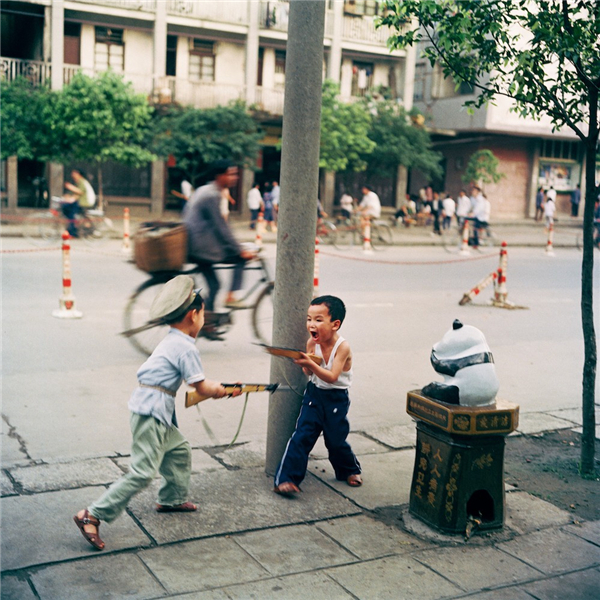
[466,489,495,522]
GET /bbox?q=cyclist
[61,169,96,237]
[471,188,491,247]
[183,160,255,334]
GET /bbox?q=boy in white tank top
[274,296,362,496]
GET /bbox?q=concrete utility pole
[265,0,326,476]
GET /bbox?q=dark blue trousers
[274,382,361,487]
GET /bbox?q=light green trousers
[89,412,192,523]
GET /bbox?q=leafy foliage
[462,149,505,186]
[363,99,443,180]
[152,102,263,186]
[319,80,376,172]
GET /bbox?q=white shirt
[181,180,193,200]
[359,190,381,218]
[247,187,262,210]
[442,197,456,217]
[473,197,491,222]
[456,194,471,218]
[270,185,280,206]
[544,199,556,218]
[340,194,354,213]
[546,188,557,202]
[310,336,352,390]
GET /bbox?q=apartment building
[411,56,589,220]
[1,0,414,215]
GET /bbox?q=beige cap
[149,275,202,322]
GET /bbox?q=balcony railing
[167,0,248,25]
[0,57,51,85]
[154,77,247,110]
[69,0,157,11]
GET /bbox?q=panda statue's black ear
[453,319,463,330]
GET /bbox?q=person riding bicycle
[61,169,96,237]
[470,186,491,247]
[183,160,255,337]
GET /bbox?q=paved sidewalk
[2,417,599,600]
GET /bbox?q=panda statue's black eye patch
[430,351,495,377]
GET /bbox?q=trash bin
[406,389,519,535]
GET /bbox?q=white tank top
[310,336,353,390]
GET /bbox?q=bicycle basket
[133,221,188,273]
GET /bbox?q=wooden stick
[185,383,279,408]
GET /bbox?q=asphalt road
[2,237,598,467]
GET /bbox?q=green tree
[363,100,443,181]
[152,102,263,186]
[0,77,59,161]
[461,149,505,189]
[53,71,156,206]
[380,0,599,476]
[319,80,376,172]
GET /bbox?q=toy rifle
[185,383,290,408]
[255,343,323,365]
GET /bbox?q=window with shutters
[95,27,124,72]
[189,40,214,82]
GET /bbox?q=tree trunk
[579,86,598,477]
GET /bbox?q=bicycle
[316,218,336,245]
[576,220,600,251]
[333,214,393,250]
[23,196,114,246]
[123,251,274,356]
[442,217,499,254]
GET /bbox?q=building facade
[1,0,414,215]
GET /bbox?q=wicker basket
[134,222,188,273]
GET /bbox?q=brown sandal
[73,509,105,550]
[156,501,197,513]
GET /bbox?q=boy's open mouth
[310,331,318,339]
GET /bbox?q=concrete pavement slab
[1,416,29,467]
[515,412,577,435]
[308,432,390,460]
[414,546,542,592]
[128,468,360,544]
[309,449,415,510]
[521,567,600,600]
[166,590,230,600]
[30,554,166,600]
[138,537,270,595]
[234,523,357,575]
[505,491,574,535]
[563,519,600,545]
[0,471,16,496]
[0,576,37,600]
[222,571,354,599]
[0,487,151,572]
[571,425,600,439]
[214,440,267,468]
[545,407,583,425]
[7,458,124,493]
[362,423,417,449]
[325,555,463,599]
[498,529,600,575]
[115,447,225,474]
[464,588,537,600]
[315,514,427,560]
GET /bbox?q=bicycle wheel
[123,276,173,356]
[317,220,336,245]
[22,212,61,246]
[333,223,356,250]
[82,216,114,245]
[442,227,463,254]
[476,228,500,252]
[252,281,274,345]
[371,222,393,249]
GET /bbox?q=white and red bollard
[459,270,498,305]
[362,219,373,253]
[313,237,320,297]
[255,212,264,248]
[459,219,470,255]
[53,231,83,319]
[122,207,131,254]
[494,241,509,305]
[545,221,555,256]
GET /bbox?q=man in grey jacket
[183,160,254,316]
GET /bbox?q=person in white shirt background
[358,184,381,221]
[246,183,263,230]
[441,193,456,230]
[456,189,471,227]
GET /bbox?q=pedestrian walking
[456,189,471,227]
[535,186,545,222]
[441,193,456,230]
[571,184,581,217]
[544,194,556,228]
[274,295,362,496]
[73,277,241,551]
[247,183,263,230]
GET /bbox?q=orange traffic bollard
[52,231,83,319]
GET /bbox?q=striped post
[362,220,373,253]
[313,236,320,296]
[459,270,498,306]
[459,219,470,255]
[52,231,82,319]
[545,221,555,256]
[122,207,131,254]
[494,241,509,304]
[255,212,264,248]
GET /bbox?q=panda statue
[421,319,499,407]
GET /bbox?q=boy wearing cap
[273,295,362,497]
[74,276,239,551]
